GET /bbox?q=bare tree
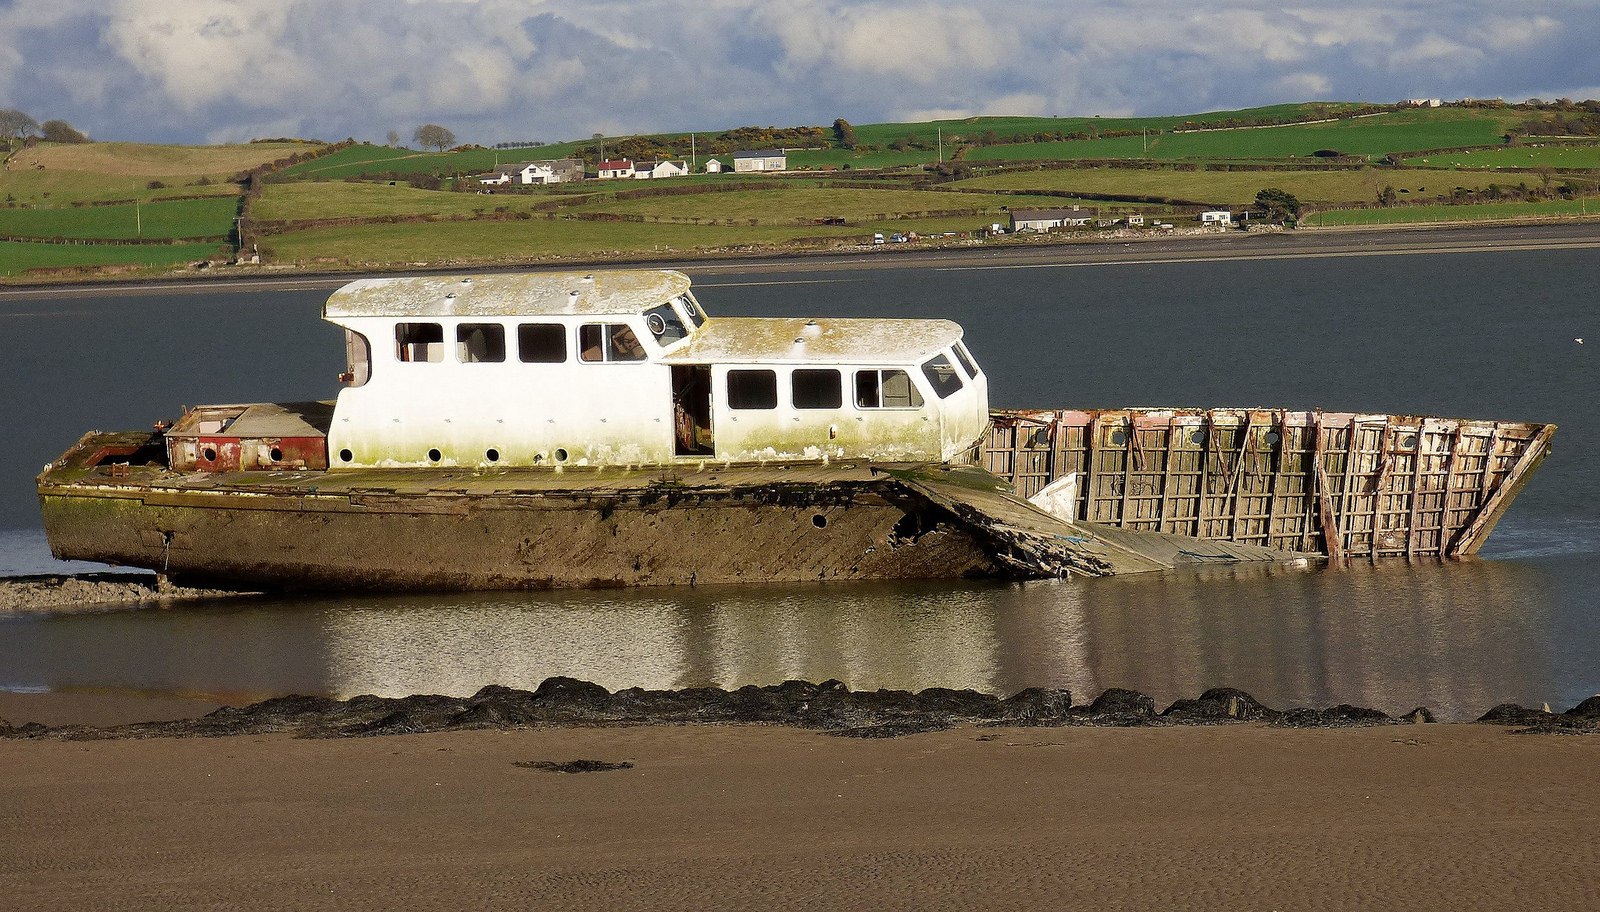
[386,129,400,147]
[414,124,456,152]
[0,108,40,145]
[41,119,90,143]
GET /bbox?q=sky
[2,0,1598,146]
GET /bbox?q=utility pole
[937,127,943,163]
[135,200,141,239]
[691,133,696,171]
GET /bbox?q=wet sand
[2,718,1597,911]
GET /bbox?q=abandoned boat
[37,270,1554,591]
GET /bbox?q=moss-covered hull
[38,431,1294,591]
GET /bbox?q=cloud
[0,0,1596,144]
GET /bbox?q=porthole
[1399,433,1418,450]
[269,446,283,462]
[1109,429,1127,446]
[812,513,828,529]
[554,447,568,463]
[1263,431,1281,447]
[339,448,353,463]
[533,453,544,465]
[427,448,442,463]
[485,448,500,463]
[202,446,217,461]
[1190,429,1207,446]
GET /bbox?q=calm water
[2,244,1597,717]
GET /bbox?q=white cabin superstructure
[323,270,989,469]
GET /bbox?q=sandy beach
[3,696,1597,912]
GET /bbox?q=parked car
[872,233,885,244]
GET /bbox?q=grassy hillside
[4,102,1596,280]
[952,167,1516,206]
[0,197,239,240]
[967,109,1526,162]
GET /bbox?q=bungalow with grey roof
[1010,207,1094,232]
[732,149,787,172]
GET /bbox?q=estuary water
[2,233,1597,718]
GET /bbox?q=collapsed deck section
[979,409,1555,560]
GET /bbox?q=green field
[1404,144,1600,169]
[260,212,998,267]
[849,103,1367,148]
[968,109,1524,162]
[953,167,1515,205]
[1303,197,1598,226]
[0,240,227,275]
[572,187,1063,222]
[0,196,240,240]
[252,181,584,221]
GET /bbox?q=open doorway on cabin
[671,365,714,456]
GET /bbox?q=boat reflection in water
[5,558,1564,721]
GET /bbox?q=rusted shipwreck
[36,270,1553,591]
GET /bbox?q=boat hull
[38,431,1297,591]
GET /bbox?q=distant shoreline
[4,220,1600,299]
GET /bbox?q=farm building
[705,158,723,174]
[476,159,584,186]
[596,159,635,179]
[733,149,787,172]
[633,160,690,179]
[1010,207,1093,232]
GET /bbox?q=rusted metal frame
[1158,416,1178,535]
[1405,420,1430,557]
[1197,412,1216,539]
[1333,416,1360,558]
[1084,414,1100,522]
[1316,460,1344,564]
[1478,423,1501,504]
[1117,417,1137,527]
[1263,411,1287,550]
[1437,424,1465,558]
[1045,415,1060,503]
[1368,423,1395,560]
[1301,412,1324,553]
[1227,413,1256,543]
[1448,424,1555,556]
[1010,415,1026,492]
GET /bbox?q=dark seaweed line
[4,678,1598,741]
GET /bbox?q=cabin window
[643,302,689,345]
[579,323,647,363]
[677,294,706,328]
[855,369,923,409]
[457,323,506,363]
[517,323,567,363]
[792,369,842,409]
[919,353,964,399]
[952,342,979,379]
[727,369,778,409]
[342,330,371,386]
[395,323,444,363]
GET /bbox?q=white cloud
[1,1,1595,145]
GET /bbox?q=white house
[633,160,690,180]
[1010,207,1094,232]
[732,149,787,172]
[476,159,583,186]
[705,158,723,174]
[596,159,635,180]
[1124,214,1145,227]
[1199,210,1234,226]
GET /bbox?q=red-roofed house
[597,159,635,179]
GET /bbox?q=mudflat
[2,722,1595,912]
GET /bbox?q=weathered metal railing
[980,408,1555,560]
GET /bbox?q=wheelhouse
[323,270,989,469]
